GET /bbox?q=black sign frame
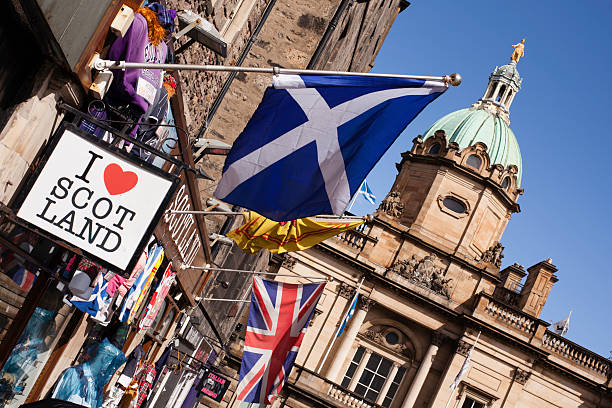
[11,121,181,277]
[199,369,231,403]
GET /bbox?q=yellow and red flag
[227,211,364,254]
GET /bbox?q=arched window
[442,197,467,214]
[501,177,510,189]
[466,154,482,169]
[428,143,441,154]
[496,85,507,102]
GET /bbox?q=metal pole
[199,298,250,303]
[166,210,368,221]
[92,59,462,85]
[180,265,332,281]
[317,275,365,373]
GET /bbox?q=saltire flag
[357,179,376,205]
[552,311,572,336]
[450,332,480,390]
[215,74,447,221]
[119,245,164,323]
[337,292,358,337]
[227,211,364,254]
[236,277,326,404]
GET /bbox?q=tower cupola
[472,39,525,124]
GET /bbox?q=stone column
[401,332,445,408]
[491,82,502,101]
[427,338,472,408]
[347,348,373,390]
[325,297,375,383]
[376,362,401,405]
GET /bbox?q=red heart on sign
[104,163,138,195]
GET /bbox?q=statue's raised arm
[511,39,525,63]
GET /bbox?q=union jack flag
[236,276,326,404]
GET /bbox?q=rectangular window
[342,346,406,407]
[461,397,485,408]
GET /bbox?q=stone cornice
[372,217,501,283]
[400,151,521,213]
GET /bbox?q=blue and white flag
[338,293,359,337]
[215,74,447,221]
[358,179,376,205]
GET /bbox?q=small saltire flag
[552,311,572,336]
[227,211,364,254]
[337,292,358,337]
[215,74,447,221]
[358,179,376,205]
[450,332,480,390]
[236,277,325,404]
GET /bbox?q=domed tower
[378,57,524,266]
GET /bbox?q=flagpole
[445,331,481,408]
[317,276,365,374]
[346,180,365,213]
[179,265,332,281]
[92,58,462,86]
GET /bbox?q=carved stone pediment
[386,253,452,299]
[361,326,413,359]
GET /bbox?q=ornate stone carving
[358,297,376,311]
[281,255,297,270]
[386,253,453,299]
[481,242,504,268]
[431,331,447,347]
[514,368,531,385]
[379,191,404,218]
[362,328,384,342]
[456,339,471,356]
[338,282,356,299]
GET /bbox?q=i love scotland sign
[17,124,179,273]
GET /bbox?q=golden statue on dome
[511,39,525,63]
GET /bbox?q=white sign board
[17,126,177,271]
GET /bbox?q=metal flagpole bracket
[91,58,462,86]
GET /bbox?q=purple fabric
[179,371,203,408]
[147,3,176,32]
[107,13,168,117]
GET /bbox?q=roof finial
[511,39,525,63]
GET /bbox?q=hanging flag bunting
[227,211,364,254]
[119,245,164,323]
[139,263,176,331]
[236,277,326,404]
[214,74,447,221]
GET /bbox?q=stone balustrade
[327,384,378,408]
[484,297,536,335]
[542,331,612,377]
[335,224,377,251]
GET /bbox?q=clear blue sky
[349,0,612,356]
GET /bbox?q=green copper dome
[422,108,523,186]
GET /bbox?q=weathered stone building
[214,59,612,408]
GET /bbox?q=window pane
[466,154,482,169]
[428,143,441,154]
[341,376,351,389]
[371,374,385,391]
[386,382,399,397]
[395,366,407,380]
[378,359,392,376]
[354,384,367,396]
[443,197,467,213]
[346,362,358,378]
[359,369,374,386]
[354,346,365,363]
[365,389,379,402]
[366,354,381,370]
[385,331,399,345]
[383,397,393,408]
